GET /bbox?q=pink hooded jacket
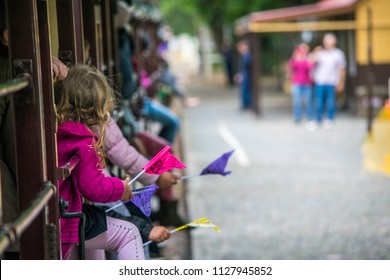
[57,121,124,246]
[102,119,159,186]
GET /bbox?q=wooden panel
[83,0,103,70]
[56,0,84,65]
[37,0,61,260]
[7,0,48,259]
[101,0,114,77]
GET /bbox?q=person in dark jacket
[235,40,252,110]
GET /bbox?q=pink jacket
[57,121,124,245]
[102,119,158,186]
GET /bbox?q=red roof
[248,0,359,23]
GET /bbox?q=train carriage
[0,0,167,260]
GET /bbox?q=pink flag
[143,146,186,175]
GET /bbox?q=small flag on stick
[127,145,186,185]
[105,185,159,214]
[143,145,186,175]
[174,217,221,232]
[130,185,159,217]
[105,146,186,213]
[143,217,220,246]
[200,150,234,176]
[181,150,234,180]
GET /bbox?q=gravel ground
[182,80,390,260]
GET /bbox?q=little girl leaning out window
[55,65,145,260]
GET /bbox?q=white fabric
[313,48,346,86]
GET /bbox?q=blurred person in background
[311,33,346,130]
[287,43,314,126]
[235,40,252,111]
[221,40,234,88]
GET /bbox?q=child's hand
[121,177,133,201]
[148,226,171,243]
[156,172,180,189]
[52,56,68,81]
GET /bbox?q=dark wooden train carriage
[0,0,163,260]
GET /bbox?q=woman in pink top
[55,65,145,260]
[288,43,314,123]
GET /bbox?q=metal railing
[59,198,86,260]
[0,75,30,98]
[57,155,80,180]
[0,181,56,255]
[0,156,86,258]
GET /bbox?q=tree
[159,0,318,74]
[160,0,317,49]
[159,0,203,35]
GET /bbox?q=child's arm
[102,120,180,189]
[104,202,153,243]
[104,206,170,243]
[103,119,158,186]
[72,134,126,203]
[156,172,180,189]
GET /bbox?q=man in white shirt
[311,33,346,130]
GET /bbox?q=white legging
[66,216,145,260]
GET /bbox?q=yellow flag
[187,217,221,232]
[174,217,221,232]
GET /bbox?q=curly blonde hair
[54,65,116,166]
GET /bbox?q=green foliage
[158,0,318,74]
[159,0,204,35]
[159,0,317,36]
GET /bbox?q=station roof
[235,0,359,34]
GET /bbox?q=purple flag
[200,150,234,176]
[130,185,159,217]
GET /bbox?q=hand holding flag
[143,217,220,246]
[105,146,186,213]
[173,217,221,232]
